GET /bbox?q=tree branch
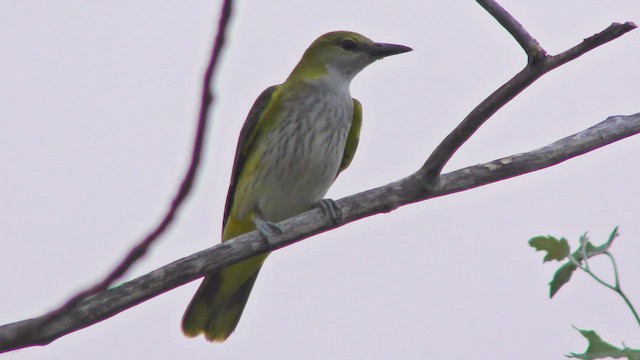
[0,0,233,351]
[0,0,637,353]
[419,1,635,181]
[1,112,638,352]
[476,0,547,60]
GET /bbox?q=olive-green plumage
[181,31,411,342]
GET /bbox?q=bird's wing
[337,98,362,176]
[222,85,281,232]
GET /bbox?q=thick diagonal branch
[1,112,638,352]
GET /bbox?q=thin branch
[476,0,547,60]
[18,0,233,342]
[567,254,616,291]
[1,112,638,352]
[74,0,232,302]
[428,114,640,199]
[568,245,640,326]
[547,21,637,68]
[419,18,636,182]
[618,289,640,327]
[607,252,621,290]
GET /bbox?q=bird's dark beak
[369,42,413,58]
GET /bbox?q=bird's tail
[181,254,268,342]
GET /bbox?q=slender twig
[16,0,233,343]
[476,0,547,61]
[547,22,637,69]
[420,0,554,182]
[567,233,640,327]
[66,0,232,303]
[580,233,591,270]
[616,290,640,327]
[419,13,635,183]
[568,254,615,292]
[570,251,640,326]
[603,252,640,326]
[606,252,621,289]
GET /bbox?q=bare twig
[567,230,640,326]
[476,0,547,60]
[9,0,233,346]
[547,22,637,68]
[419,6,635,182]
[68,0,233,305]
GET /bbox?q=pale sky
[1,1,639,359]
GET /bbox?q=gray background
[1,1,639,359]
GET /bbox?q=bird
[181,31,412,342]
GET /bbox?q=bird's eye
[341,39,357,51]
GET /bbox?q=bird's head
[290,31,412,83]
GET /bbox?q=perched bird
[182,31,411,342]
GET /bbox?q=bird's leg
[253,215,282,250]
[316,198,343,225]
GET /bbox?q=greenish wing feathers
[338,98,362,175]
[222,85,281,231]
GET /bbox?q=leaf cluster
[529,227,640,360]
[529,227,618,298]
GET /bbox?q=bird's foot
[254,218,283,249]
[316,198,343,225]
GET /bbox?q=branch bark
[421,1,636,180]
[1,112,638,352]
[0,0,637,353]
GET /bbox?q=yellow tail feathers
[181,254,268,342]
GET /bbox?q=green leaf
[529,235,571,262]
[608,226,620,245]
[550,262,577,298]
[578,233,600,254]
[623,347,640,360]
[567,327,640,360]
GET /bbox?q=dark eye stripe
[341,39,357,51]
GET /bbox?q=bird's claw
[316,198,343,225]
[254,218,282,249]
